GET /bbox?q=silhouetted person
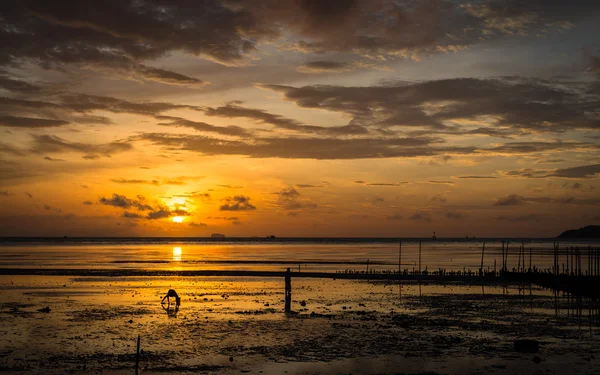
[161,289,181,307]
[285,268,291,314]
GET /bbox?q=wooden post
[505,242,509,272]
[135,335,140,375]
[501,241,505,272]
[366,259,369,273]
[418,241,422,274]
[398,241,402,275]
[480,242,485,275]
[285,268,291,314]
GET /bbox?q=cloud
[220,195,256,211]
[496,214,539,222]
[99,194,153,210]
[387,214,403,220]
[189,221,208,227]
[0,115,69,128]
[31,134,132,156]
[494,194,600,207]
[43,156,65,162]
[202,102,368,135]
[132,132,456,160]
[550,164,600,178]
[502,164,600,179]
[355,181,409,187]
[296,184,325,188]
[457,176,497,179]
[428,181,455,185]
[446,211,466,220]
[494,194,525,206]
[276,187,317,210]
[82,201,93,205]
[260,77,600,135]
[122,211,143,219]
[409,212,432,222]
[297,60,355,73]
[431,194,447,203]
[0,75,42,94]
[155,115,252,137]
[0,191,11,196]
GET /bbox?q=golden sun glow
[172,246,182,262]
[172,216,184,223]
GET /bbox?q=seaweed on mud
[66,306,153,321]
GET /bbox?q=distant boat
[267,235,276,239]
[210,233,226,238]
[432,231,437,241]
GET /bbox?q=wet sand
[1,275,599,374]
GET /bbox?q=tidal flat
[1,275,599,374]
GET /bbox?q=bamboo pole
[418,241,422,274]
[135,335,140,375]
[480,242,485,275]
[398,241,402,275]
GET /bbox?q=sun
[172,216,184,223]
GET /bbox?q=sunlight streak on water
[172,246,182,262]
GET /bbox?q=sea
[1,237,599,273]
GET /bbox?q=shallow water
[1,239,599,273]
[1,275,600,374]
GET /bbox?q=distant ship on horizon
[210,233,226,238]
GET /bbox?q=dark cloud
[387,214,403,220]
[502,164,600,179]
[296,184,325,188]
[122,211,143,219]
[203,102,368,135]
[209,216,240,221]
[1,0,596,91]
[0,115,69,128]
[99,194,153,210]
[0,191,11,196]
[155,115,251,137]
[446,211,466,220]
[43,156,65,162]
[428,181,454,185]
[276,187,317,210]
[297,60,355,73]
[189,221,208,227]
[356,181,409,187]
[31,134,132,156]
[431,194,447,203]
[110,177,197,186]
[132,132,455,159]
[261,77,600,135]
[457,176,497,179]
[220,195,256,211]
[494,194,600,207]
[0,74,42,94]
[494,194,525,206]
[82,200,93,205]
[409,212,432,222]
[0,94,201,130]
[550,164,600,178]
[496,214,539,222]
[0,1,252,83]
[0,142,27,156]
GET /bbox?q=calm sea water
[1,238,599,273]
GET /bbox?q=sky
[0,0,599,237]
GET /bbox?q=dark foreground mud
[1,276,599,374]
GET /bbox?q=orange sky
[0,1,599,237]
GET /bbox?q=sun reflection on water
[172,246,182,262]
